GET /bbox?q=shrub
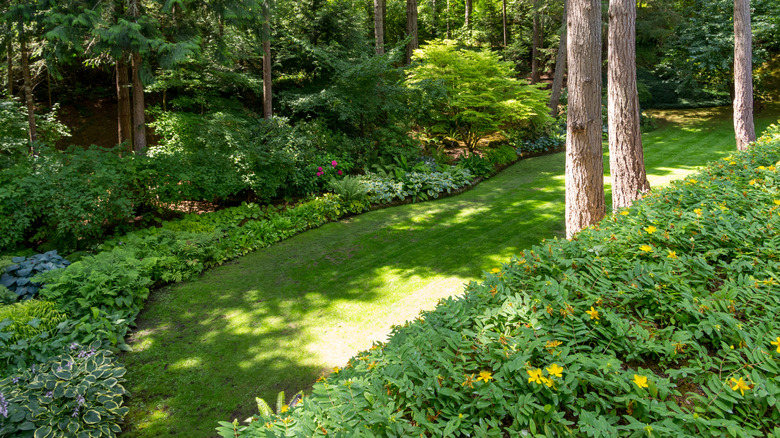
[457,154,494,179]
[0,345,129,437]
[0,252,70,301]
[328,176,369,204]
[484,144,517,166]
[0,300,67,344]
[217,130,780,437]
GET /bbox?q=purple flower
[331,160,338,167]
[337,170,343,175]
[12,377,19,384]
[72,406,79,417]
[45,391,54,398]
[0,391,8,418]
[77,348,96,359]
[69,342,79,350]
[76,394,86,406]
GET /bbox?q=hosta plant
[0,251,70,301]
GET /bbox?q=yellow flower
[619,211,629,216]
[694,208,703,216]
[771,337,780,353]
[527,368,543,385]
[546,363,564,378]
[541,376,554,387]
[280,404,289,413]
[774,200,780,206]
[639,244,653,253]
[769,165,777,171]
[585,306,599,320]
[462,373,475,389]
[491,268,501,274]
[633,374,649,389]
[688,178,698,183]
[332,367,341,373]
[667,250,677,259]
[730,377,751,396]
[545,340,562,350]
[749,179,757,185]
[758,165,767,170]
[644,225,657,234]
[477,370,493,383]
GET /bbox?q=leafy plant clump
[0,345,129,437]
[217,128,780,437]
[0,252,70,301]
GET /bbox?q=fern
[328,176,368,203]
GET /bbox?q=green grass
[120,104,780,437]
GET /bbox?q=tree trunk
[565,0,604,238]
[374,0,385,54]
[20,36,37,148]
[549,0,568,116]
[6,41,11,97]
[733,0,755,151]
[131,51,146,152]
[502,0,508,46]
[608,0,649,210]
[116,58,132,149]
[465,0,472,28]
[262,0,273,119]
[405,0,419,65]
[432,0,437,38]
[531,3,541,84]
[446,0,451,38]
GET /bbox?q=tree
[465,0,472,28]
[405,0,418,65]
[407,40,552,155]
[733,0,755,150]
[548,0,567,116]
[531,0,542,84]
[608,0,649,210]
[375,0,385,54]
[565,0,604,238]
[262,0,273,118]
[502,0,508,46]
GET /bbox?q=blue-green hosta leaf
[83,410,101,424]
[16,267,33,277]
[0,273,15,287]
[34,425,52,438]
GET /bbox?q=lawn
[120,104,780,437]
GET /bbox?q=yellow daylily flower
[730,377,751,396]
[644,226,657,234]
[771,337,780,353]
[546,363,564,378]
[527,368,543,385]
[633,374,649,389]
[639,244,653,253]
[477,370,493,383]
[585,306,599,320]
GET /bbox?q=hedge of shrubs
[217,126,780,437]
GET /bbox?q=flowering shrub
[217,130,780,437]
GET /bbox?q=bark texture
[116,59,132,148]
[262,1,273,119]
[131,51,146,152]
[465,0,472,28]
[405,0,419,65]
[565,0,604,238]
[20,36,37,147]
[608,0,649,210]
[531,4,541,84]
[374,0,385,54]
[733,0,755,151]
[549,0,568,116]
[446,0,451,38]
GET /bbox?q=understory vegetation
[216,125,780,437]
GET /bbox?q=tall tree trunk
[262,1,273,119]
[733,0,755,151]
[432,0,437,38]
[374,0,385,54]
[116,58,132,148]
[465,0,472,28]
[565,0,604,238]
[405,0,419,65]
[502,0,508,46]
[446,0,451,38]
[549,0,568,116]
[6,41,11,97]
[531,2,541,84]
[131,52,146,152]
[20,36,37,149]
[608,0,649,210]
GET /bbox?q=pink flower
[316,171,323,176]
[318,167,323,171]
[337,170,343,175]
[331,160,338,167]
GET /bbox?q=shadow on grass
[120,104,780,437]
